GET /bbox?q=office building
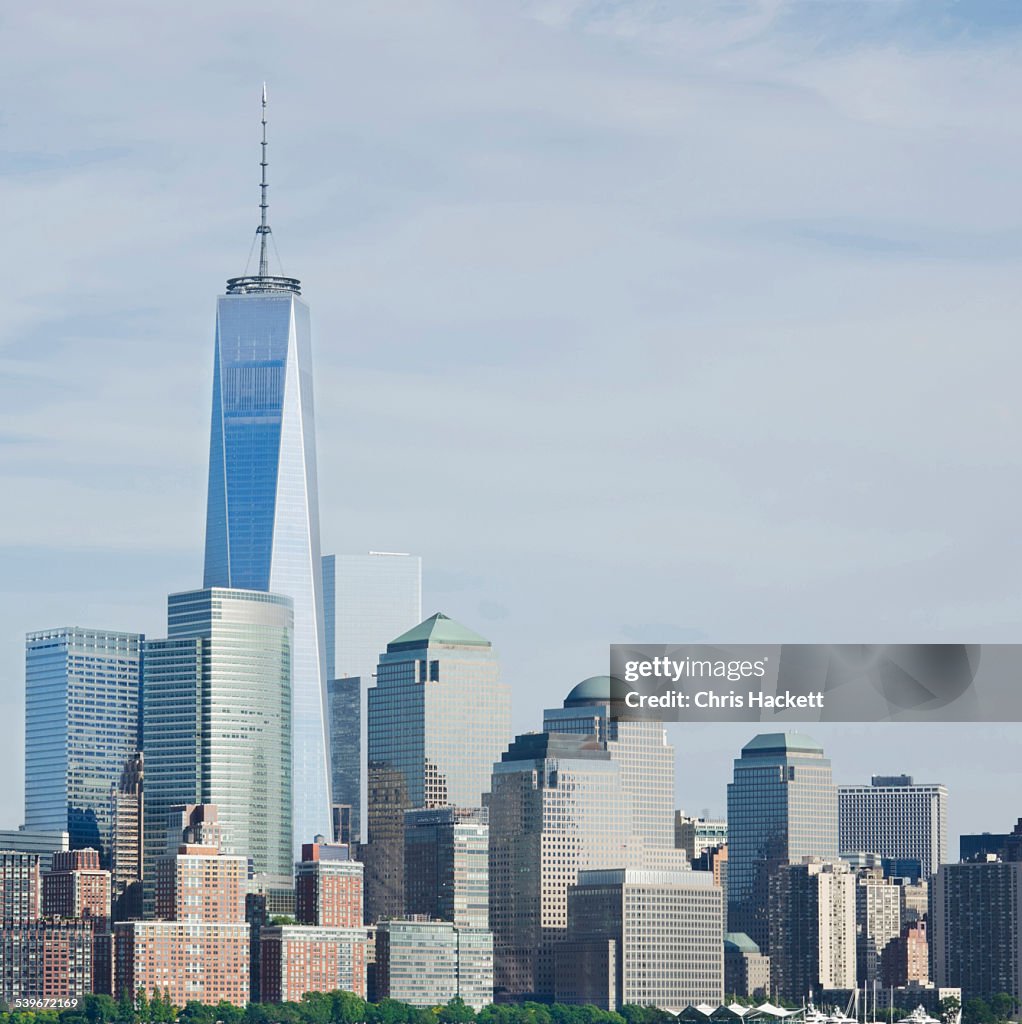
[676,814,729,862]
[405,806,489,928]
[0,851,41,925]
[727,733,838,954]
[365,613,510,922]
[296,841,363,927]
[0,920,93,1003]
[375,919,493,1010]
[327,675,361,839]
[556,868,724,1011]
[42,848,111,926]
[931,859,1022,1001]
[0,829,68,875]
[115,805,249,1005]
[202,90,331,855]
[489,731,631,1001]
[142,588,293,906]
[724,933,771,999]
[768,859,856,1001]
[855,867,901,985]
[323,551,422,843]
[110,753,144,920]
[260,925,369,1002]
[24,628,142,864]
[838,777,948,880]
[544,676,675,851]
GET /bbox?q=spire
[226,84,301,296]
[258,82,270,277]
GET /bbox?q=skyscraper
[543,676,676,852]
[142,589,293,902]
[202,88,330,852]
[24,628,143,864]
[365,613,510,922]
[322,552,422,842]
[838,776,948,880]
[931,859,1022,1002]
[768,858,857,1001]
[405,806,489,928]
[727,733,838,954]
[489,732,631,1001]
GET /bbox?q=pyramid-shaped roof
[388,612,490,651]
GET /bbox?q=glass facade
[142,589,293,908]
[726,732,838,954]
[488,733,632,1001]
[322,551,422,841]
[203,291,330,853]
[326,677,361,839]
[365,614,510,922]
[24,628,143,866]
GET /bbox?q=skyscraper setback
[202,89,331,851]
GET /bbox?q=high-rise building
[142,589,293,904]
[375,919,493,1010]
[543,676,675,852]
[24,628,142,864]
[0,829,68,875]
[365,613,510,922]
[42,848,111,926]
[768,859,856,1001]
[675,813,728,862]
[110,753,144,921]
[727,733,838,954]
[327,676,361,839]
[0,851,41,925]
[115,805,250,1005]
[489,732,631,1001]
[260,925,368,1003]
[838,777,948,880]
[295,842,364,928]
[405,806,489,928]
[0,920,93,1003]
[556,868,724,1011]
[881,921,928,988]
[202,90,330,854]
[931,859,1022,1002]
[323,552,423,685]
[855,867,901,986]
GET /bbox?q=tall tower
[727,732,838,954]
[202,88,331,851]
[364,613,510,922]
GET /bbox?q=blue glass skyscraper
[202,88,331,852]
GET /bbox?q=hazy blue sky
[2,1,1022,848]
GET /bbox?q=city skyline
[3,2,1022,860]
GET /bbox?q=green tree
[80,995,118,1024]
[134,991,149,1024]
[330,990,369,1024]
[438,999,475,1024]
[215,1002,245,1024]
[939,997,962,1024]
[115,989,137,1024]
[178,1002,214,1024]
[988,996,1019,1024]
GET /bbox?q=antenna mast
[258,83,270,277]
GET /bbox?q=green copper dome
[387,612,491,652]
[563,675,633,707]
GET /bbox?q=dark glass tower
[202,88,331,852]
[726,731,838,954]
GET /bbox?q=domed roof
[563,675,632,707]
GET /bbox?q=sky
[2,0,1022,849]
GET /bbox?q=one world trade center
[203,87,331,853]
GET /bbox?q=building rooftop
[724,931,762,954]
[387,613,490,651]
[563,675,633,707]
[741,732,823,756]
